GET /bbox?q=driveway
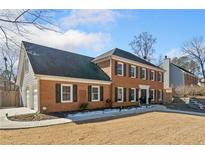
[0,107,36,117]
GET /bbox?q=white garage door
[33,89,38,111]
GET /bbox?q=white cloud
[61,10,120,28]
[166,48,182,59]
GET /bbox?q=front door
[141,89,147,104]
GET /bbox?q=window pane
[92,87,99,101]
[118,88,123,101]
[131,89,135,101]
[131,66,135,77]
[62,86,71,101]
[117,63,123,75]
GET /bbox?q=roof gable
[22,41,110,81]
[94,48,162,70]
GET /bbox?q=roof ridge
[22,41,94,59]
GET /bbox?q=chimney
[164,56,168,59]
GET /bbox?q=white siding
[17,46,39,112]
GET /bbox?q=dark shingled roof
[94,48,162,69]
[22,41,110,81]
[172,63,195,76]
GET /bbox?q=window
[149,89,154,101]
[91,86,100,101]
[117,62,123,76]
[150,70,154,81]
[130,88,136,102]
[130,65,136,78]
[61,84,73,102]
[141,68,146,80]
[158,72,162,82]
[117,87,123,103]
[25,58,29,73]
[158,90,162,101]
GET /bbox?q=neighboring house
[16,41,164,113]
[160,56,198,89]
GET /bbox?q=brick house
[16,41,164,113]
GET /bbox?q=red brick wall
[39,80,111,113]
[110,59,164,107]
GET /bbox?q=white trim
[150,70,155,81]
[139,84,150,104]
[91,86,100,102]
[158,89,162,101]
[150,89,155,101]
[130,65,136,78]
[117,87,124,103]
[130,88,136,102]
[110,57,112,79]
[61,84,73,103]
[112,55,165,72]
[141,67,146,80]
[35,74,112,85]
[117,61,124,76]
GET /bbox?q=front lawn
[0,112,204,144]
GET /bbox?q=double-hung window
[150,70,154,81]
[149,89,154,101]
[141,68,146,80]
[91,86,100,101]
[158,72,162,82]
[61,84,73,103]
[130,88,136,102]
[117,87,123,103]
[130,65,136,78]
[158,90,162,101]
[117,62,123,76]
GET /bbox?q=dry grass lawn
[0,112,205,144]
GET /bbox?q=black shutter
[136,88,139,101]
[136,66,138,78]
[154,71,157,81]
[158,72,160,81]
[100,86,103,101]
[123,63,126,76]
[150,70,152,80]
[56,84,61,103]
[129,64,131,77]
[73,84,77,102]
[146,68,148,80]
[129,88,131,101]
[124,88,126,102]
[162,72,164,82]
[115,61,118,75]
[88,85,91,102]
[162,90,164,101]
[140,67,143,79]
[115,87,118,102]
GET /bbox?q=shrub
[174,85,205,97]
[79,103,88,110]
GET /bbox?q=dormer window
[117,62,124,76]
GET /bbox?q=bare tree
[1,46,19,81]
[129,32,157,61]
[0,9,59,48]
[182,37,205,79]
[172,56,200,75]
[0,9,59,81]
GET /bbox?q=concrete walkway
[0,105,204,130]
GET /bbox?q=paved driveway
[0,107,36,117]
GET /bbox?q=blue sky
[26,10,205,63]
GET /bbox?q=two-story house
[16,41,164,113]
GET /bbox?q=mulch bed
[8,113,59,121]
